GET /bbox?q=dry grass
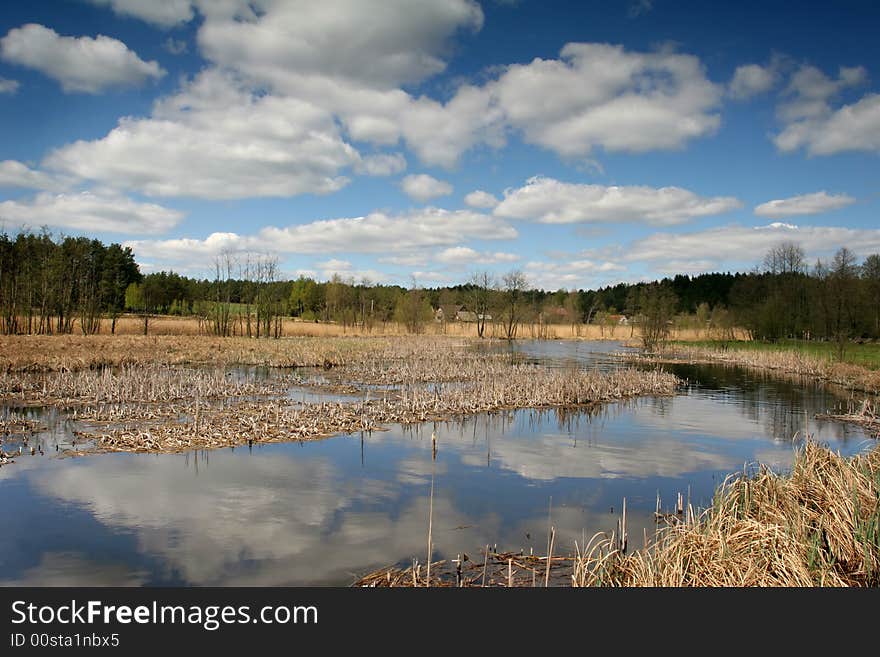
[2,315,726,344]
[86,365,679,453]
[0,334,430,372]
[0,364,291,405]
[573,441,880,587]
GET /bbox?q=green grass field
[673,339,880,370]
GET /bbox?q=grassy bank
[673,339,880,370]
[630,340,880,394]
[355,441,880,587]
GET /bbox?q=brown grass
[2,314,727,343]
[86,365,679,453]
[573,441,880,587]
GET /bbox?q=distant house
[456,310,478,322]
[434,304,463,323]
[608,314,629,326]
[544,306,575,324]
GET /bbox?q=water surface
[0,340,873,585]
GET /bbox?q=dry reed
[572,441,880,587]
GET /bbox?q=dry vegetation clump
[573,442,880,587]
[631,344,880,394]
[0,364,292,405]
[0,411,43,438]
[0,334,411,373]
[354,550,575,587]
[89,366,679,453]
[817,399,879,437]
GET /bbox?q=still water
[0,341,874,585]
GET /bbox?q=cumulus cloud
[488,43,722,157]
[625,222,880,273]
[493,176,741,225]
[196,0,484,90]
[524,258,625,290]
[400,174,453,202]
[0,191,184,234]
[754,191,855,218]
[434,246,518,264]
[124,208,517,268]
[775,93,880,155]
[87,0,197,27]
[729,63,780,100]
[188,6,722,167]
[464,190,500,209]
[0,160,68,191]
[354,153,407,177]
[45,70,359,199]
[0,77,18,93]
[0,23,164,93]
[773,64,878,154]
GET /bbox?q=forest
[1,229,878,343]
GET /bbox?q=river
[0,340,873,585]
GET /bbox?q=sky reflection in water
[0,341,873,585]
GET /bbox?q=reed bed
[87,365,679,453]
[628,344,880,394]
[0,334,425,373]
[0,364,293,405]
[572,441,880,587]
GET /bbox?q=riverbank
[626,340,880,394]
[355,441,880,587]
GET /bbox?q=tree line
[1,230,877,346]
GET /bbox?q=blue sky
[0,0,878,290]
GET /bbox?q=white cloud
[434,246,518,264]
[0,160,68,191]
[773,64,879,155]
[728,63,779,100]
[625,222,880,272]
[87,0,197,27]
[489,43,722,157]
[354,153,407,177]
[493,176,741,225]
[0,77,18,93]
[524,258,625,290]
[400,174,453,202]
[0,23,164,93]
[45,70,359,199]
[464,190,500,209]
[124,208,517,267]
[196,0,484,90]
[775,93,880,155]
[754,191,856,218]
[0,191,184,234]
[314,258,391,283]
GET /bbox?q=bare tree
[468,271,495,338]
[763,241,806,275]
[501,269,528,340]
